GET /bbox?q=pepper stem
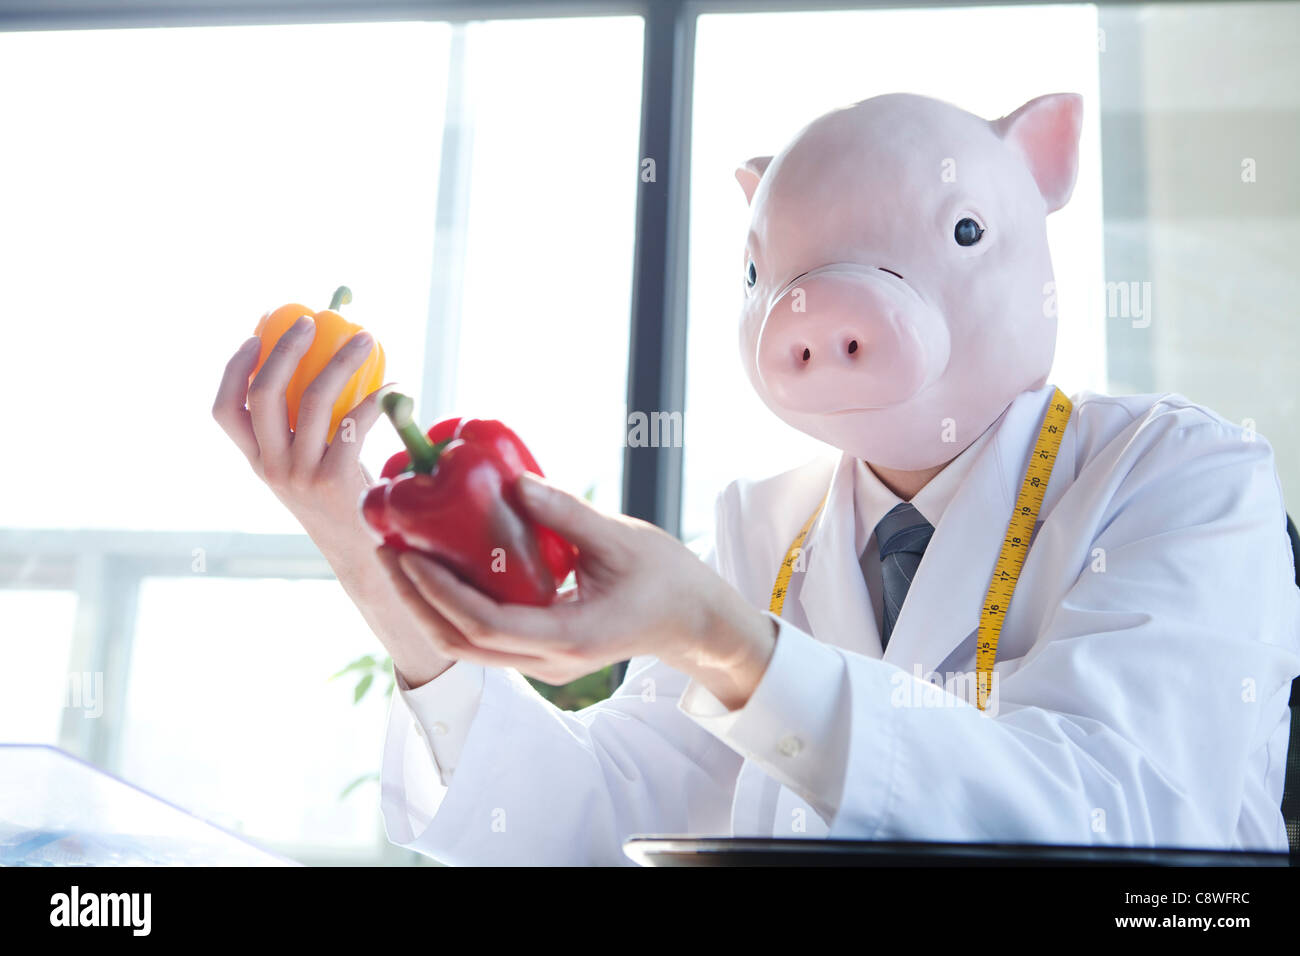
[329,285,352,311]
[380,389,444,474]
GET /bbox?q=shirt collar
[852,423,997,556]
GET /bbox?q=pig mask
[736,92,1083,471]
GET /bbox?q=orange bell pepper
[252,286,386,441]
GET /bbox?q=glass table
[0,744,293,866]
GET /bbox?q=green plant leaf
[340,771,380,799]
[353,672,375,703]
[331,654,378,681]
[527,665,613,710]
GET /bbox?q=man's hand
[211,322,455,686]
[212,321,380,550]
[377,473,778,710]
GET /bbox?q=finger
[323,379,391,474]
[396,551,569,652]
[292,331,375,467]
[211,336,263,462]
[246,314,315,462]
[377,547,467,646]
[377,548,549,670]
[516,473,620,558]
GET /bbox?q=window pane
[1096,1,1300,513]
[0,22,450,533]
[0,15,641,530]
[683,5,1104,539]
[0,590,78,744]
[442,17,643,514]
[117,577,393,862]
[0,14,646,863]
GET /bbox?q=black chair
[1283,516,1300,855]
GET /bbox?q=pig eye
[745,261,757,288]
[954,218,985,246]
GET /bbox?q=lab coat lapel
[797,453,884,658]
[882,386,1058,675]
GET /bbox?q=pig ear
[734,156,773,206]
[993,93,1083,213]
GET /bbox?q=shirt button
[777,734,803,757]
[431,721,449,736]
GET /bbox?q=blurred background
[0,0,1296,864]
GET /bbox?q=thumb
[516,473,615,556]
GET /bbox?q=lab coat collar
[797,384,1071,673]
[798,451,883,657]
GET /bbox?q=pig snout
[755,265,951,413]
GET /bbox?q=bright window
[0,591,78,745]
[0,21,450,534]
[0,15,643,865]
[442,17,641,514]
[117,578,392,861]
[0,17,641,532]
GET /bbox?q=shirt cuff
[396,662,485,786]
[678,614,850,821]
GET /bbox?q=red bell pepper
[360,391,578,606]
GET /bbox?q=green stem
[380,390,444,474]
[329,285,353,311]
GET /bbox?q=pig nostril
[847,340,858,355]
[801,347,812,362]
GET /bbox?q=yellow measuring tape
[767,492,829,615]
[768,388,1073,712]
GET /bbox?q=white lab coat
[380,385,1300,864]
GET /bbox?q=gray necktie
[874,502,935,650]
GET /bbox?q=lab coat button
[777,734,803,757]
[412,720,424,738]
[431,721,449,736]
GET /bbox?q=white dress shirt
[397,653,484,787]
[853,427,996,642]
[396,424,996,802]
